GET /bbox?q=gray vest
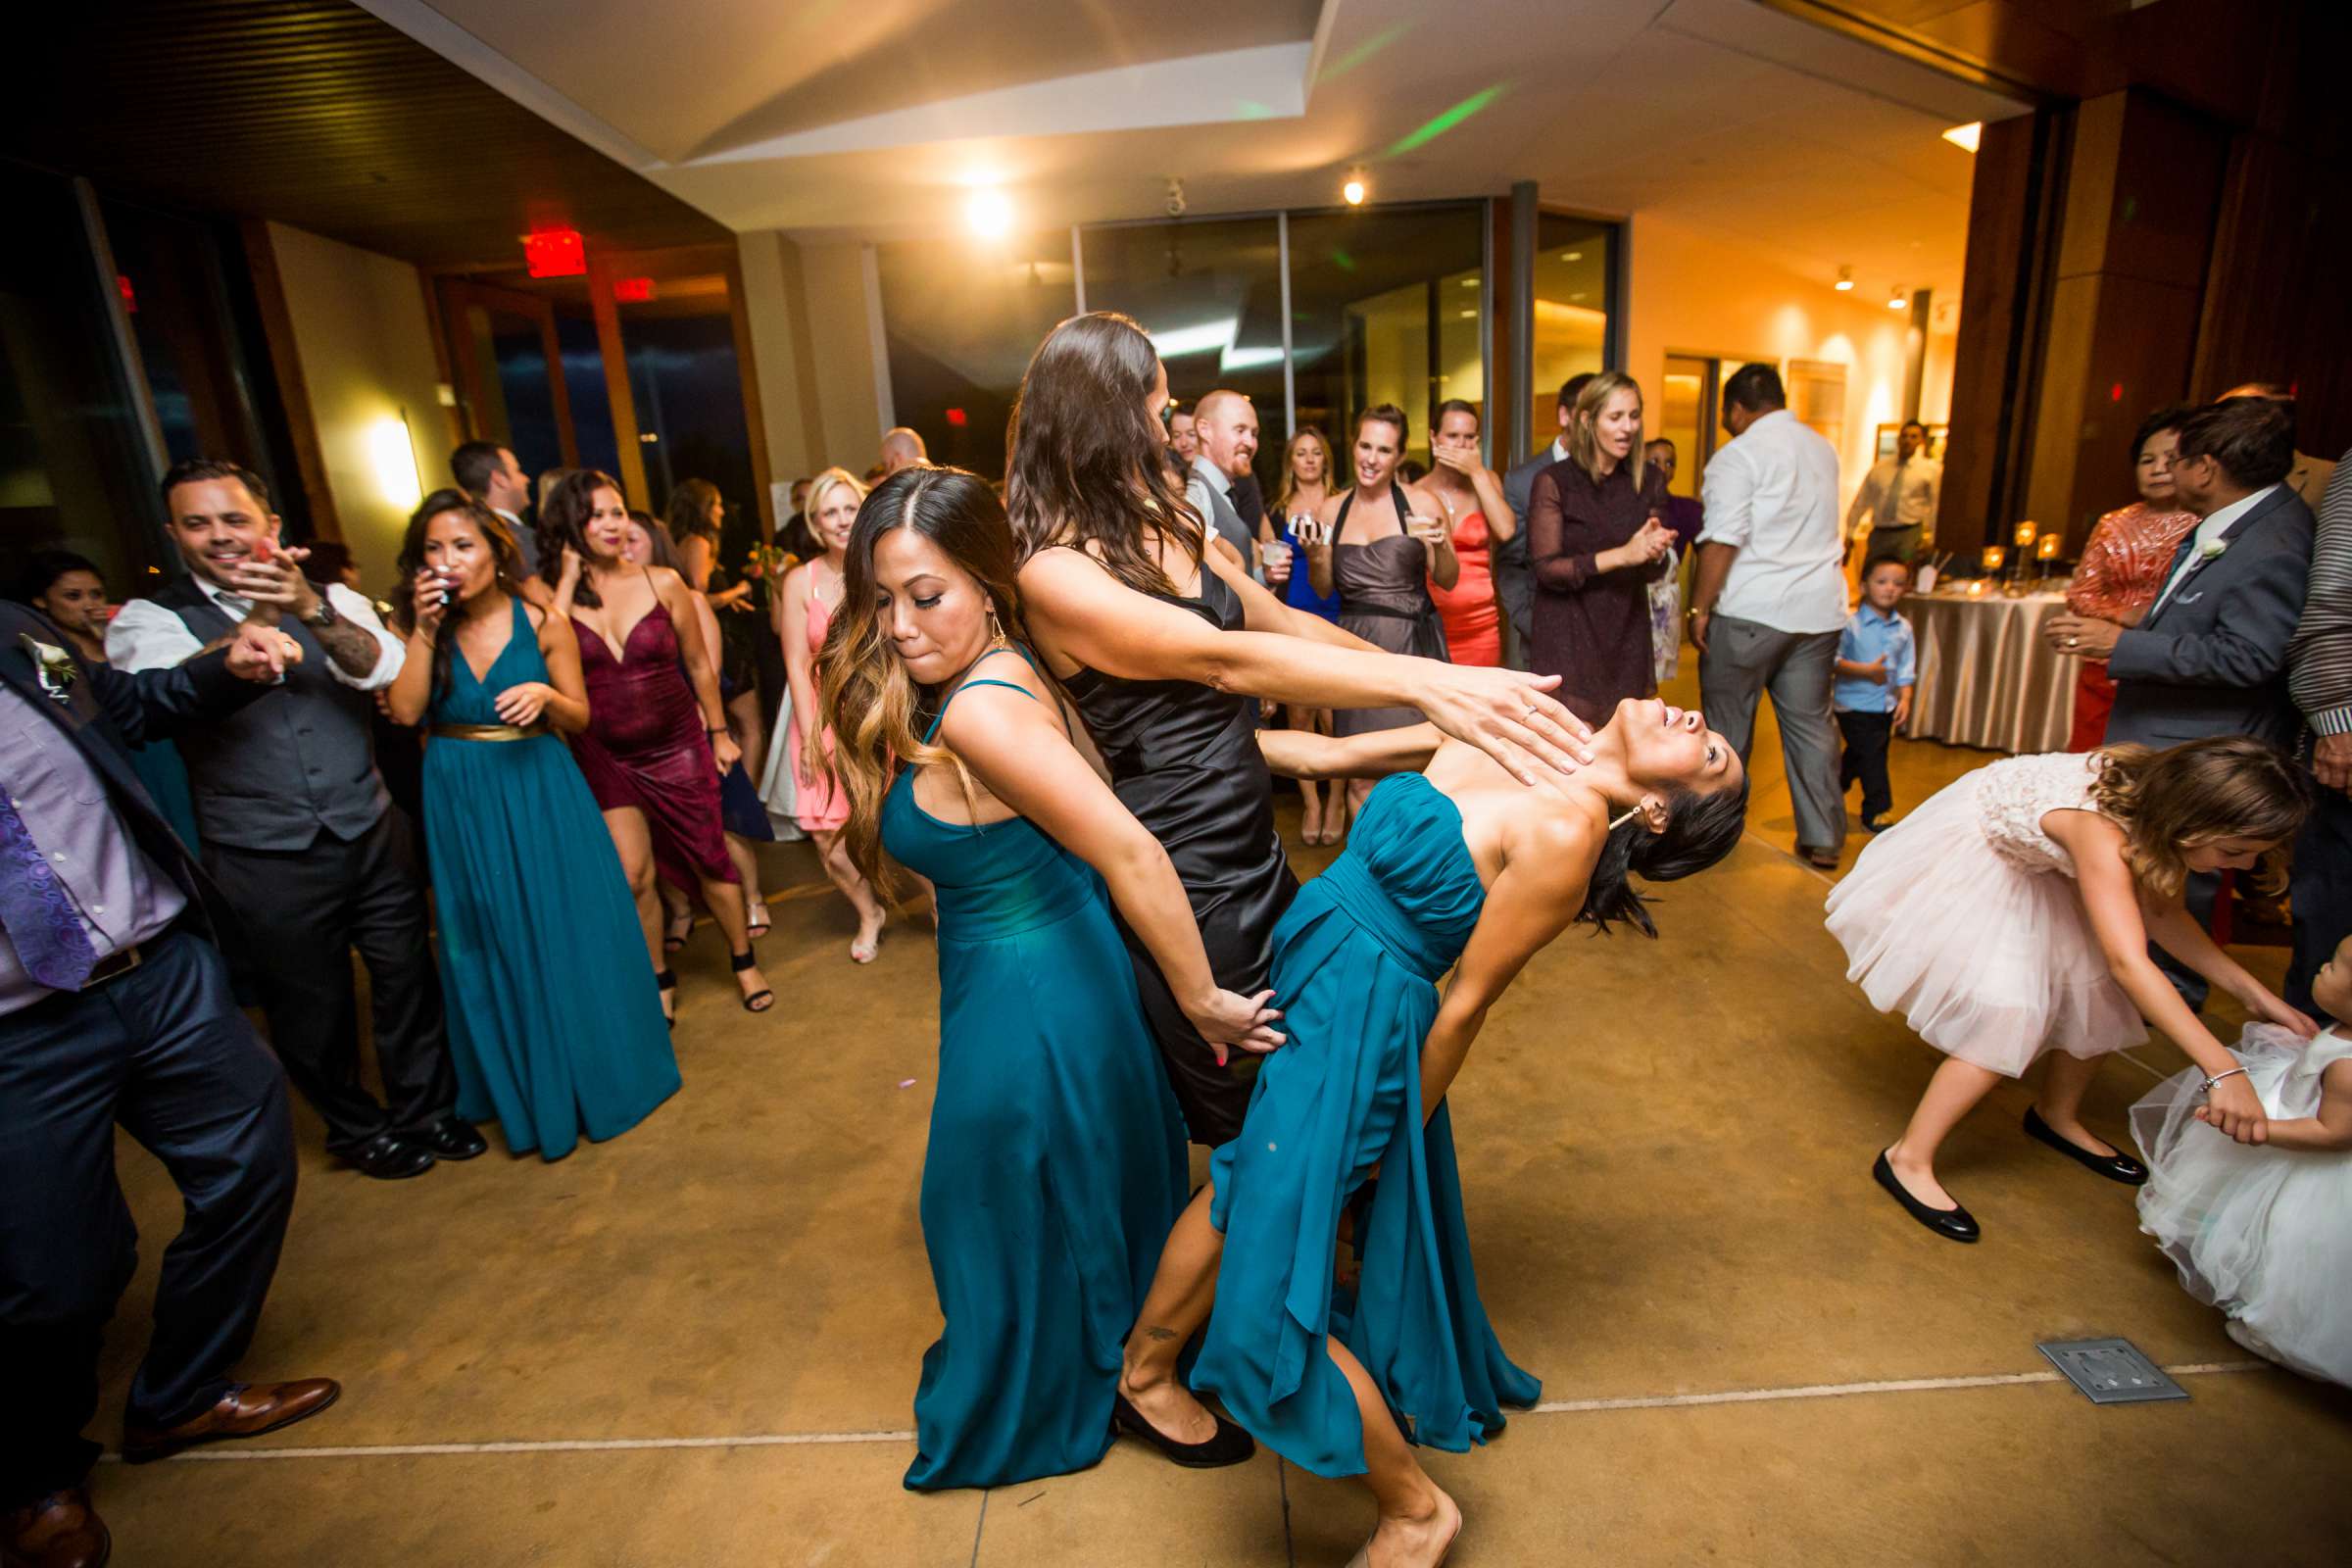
[150,581,389,853]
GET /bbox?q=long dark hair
[1581,780,1751,936]
[15,548,103,605]
[536,468,624,609]
[395,488,522,707]
[629,510,684,572]
[817,466,1035,892]
[1004,312,1202,596]
[664,477,723,545]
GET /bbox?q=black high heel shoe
[1109,1392,1255,1468]
[1873,1152,1980,1243]
[656,967,678,1031]
[2023,1107,2147,1185]
[732,949,773,1013]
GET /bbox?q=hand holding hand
[223,621,303,683]
[1185,987,1286,1065]
[2195,1073,2269,1145]
[494,682,555,726]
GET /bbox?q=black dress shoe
[1110,1392,1255,1468]
[1873,1152,1980,1243]
[341,1132,434,1181]
[421,1117,487,1160]
[2023,1107,2148,1186]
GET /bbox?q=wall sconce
[368,409,421,510]
[2013,520,2037,548]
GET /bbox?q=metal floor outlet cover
[2036,1339,2190,1404]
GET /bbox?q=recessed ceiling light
[1942,122,1983,153]
[1343,172,1367,206]
[1459,276,1479,287]
[1457,308,1476,318]
[1888,285,1908,309]
[966,188,1011,239]
[1835,265,1854,292]
[1564,251,1583,262]
[1570,292,1587,302]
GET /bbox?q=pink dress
[788,561,851,832]
[1824,750,2146,1077]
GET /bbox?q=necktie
[0,788,97,990]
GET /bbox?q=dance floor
[94,667,2352,1565]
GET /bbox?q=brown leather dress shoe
[120,1379,341,1464]
[3,1489,111,1568]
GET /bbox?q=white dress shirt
[2149,483,2278,617]
[1846,455,1941,537]
[1696,410,1848,634]
[108,577,405,691]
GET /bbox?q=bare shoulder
[1317,490,1348,523]
[522,601,549,634]
[646,564,688,599]
[1506,790,1605,883]
[2043,805,2126,853]
[937,659,1056,749]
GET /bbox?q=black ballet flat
[1873,1152,1980,1244]
[732,949,774,1013]
[2023,1107,2148,1186]
[656,967,678,1031]
[1110,1392,1255,1468]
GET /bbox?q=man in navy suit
[2048,396,2316,1005]
[1,601,341,1568]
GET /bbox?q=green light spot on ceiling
[1234,99,1274,121]
[1331,249,1356,272]
[1385,85,1506,157]
[1319,22,1413,84]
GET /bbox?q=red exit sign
[523,229,586,278]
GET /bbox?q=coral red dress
[570,602,736,892]
[1429,505,1502,666]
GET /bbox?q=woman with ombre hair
[817,465,1279,1490]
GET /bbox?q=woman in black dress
[1527,371,1677,724]
[1004,311,1592,1467]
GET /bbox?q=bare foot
[1116,1365,1218,1446]
[1883,1146,1960,1211]
[1359,1485,1461,1568]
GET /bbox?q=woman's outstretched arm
[1019,546,1593,784]
[1257,722,1443,781]
[1419,807,1598,1118]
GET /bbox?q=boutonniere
[21,634,77,703]
[2195,539,2229,564]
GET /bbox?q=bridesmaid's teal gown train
[882,648,1189,1491]
[1195,772,1540,1477]
[422,599,678,1159]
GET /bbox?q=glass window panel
[1531,214,1613,457]
[1287,204,1485,473]
[619,281,757,519]
[876,231,1076,480]
[1079,217,1285,491]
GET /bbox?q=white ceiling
[358,0,2026,294]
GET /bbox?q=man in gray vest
[109,460,478,1180]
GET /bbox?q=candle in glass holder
[1981,546,2005,573]
[2013,520,2037,548]
[2036,533,2062,562]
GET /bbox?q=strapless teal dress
[422,599,678,1159]
[1195,772,1540,1478]
[883,649,1189,1491]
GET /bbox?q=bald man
[879,427,928,476]
[1185,389,1259,575]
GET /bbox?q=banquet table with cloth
[1898,590,2078,755]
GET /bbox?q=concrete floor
[86,667,2352,1566]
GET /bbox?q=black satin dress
[1061,567,1298,1146]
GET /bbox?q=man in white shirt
[451,439,545,595]
[1690,364,1850,867]
[1845,419,1941,564]
[108,459,472,1180]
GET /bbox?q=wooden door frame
[437,277,580,466]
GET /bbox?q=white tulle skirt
[2130,1026,2352,1389]
[1824,774,2144,1076]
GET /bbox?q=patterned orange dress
[2065,501,2198,750]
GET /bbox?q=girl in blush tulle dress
[2130,934,2352,1388]
[1826,738,2319,1244]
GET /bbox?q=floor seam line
[969,1487,989,1568]
[97,1362,2273,1464]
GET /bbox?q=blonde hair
[2086,737,2314,900]
[1566,370,1643,486]
[1274,427,1333,515]
[801,466,867,549]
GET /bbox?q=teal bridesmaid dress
[1195,772,1540,1478]
[883,647,1189,1491]
[422,599,679,1159]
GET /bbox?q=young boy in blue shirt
[1835,556,1917,832]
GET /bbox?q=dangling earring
[1608,806,1642,830]
[986,604,1006,646]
